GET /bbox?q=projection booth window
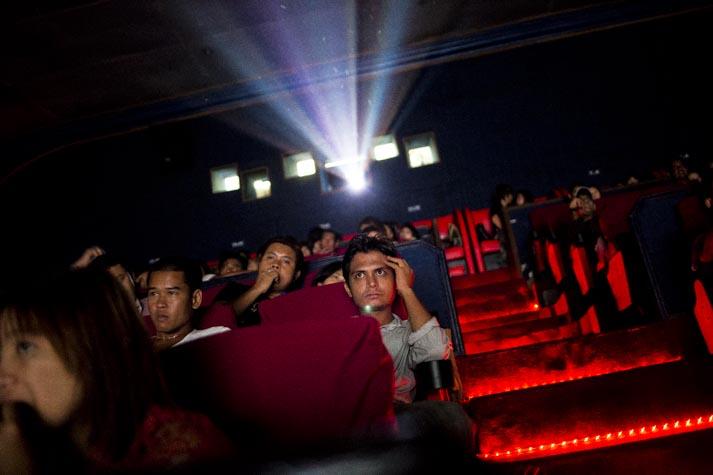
[370,134,399,161]
[210,164,240,194]
[403,132,440,168]
[283,152,317,179]
[242,167,272,201]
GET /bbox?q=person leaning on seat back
[341,234,451,404]
[220,236,304,327]
[0,269,232,472]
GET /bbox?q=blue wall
[3,11,712,273]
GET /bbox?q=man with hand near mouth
[227,236,304,326]
[147,257,230,351]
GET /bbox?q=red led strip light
[479,413,713,461]
[466,356,682,399]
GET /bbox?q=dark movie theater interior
[3,0,713,473]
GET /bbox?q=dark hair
[494,184,514,201]
[400,223,421,240]
[361,225,384,236]
[257,235,304,276]
[218,250,248,271]
[0,270,165,461]
[358,216,384,233]
[575,187,593,200]
[307,227,324,252]
[342,234,398,287]
[87,254,128,273]
[515,189,534,205]
[148,256,202,292]
[321,228,341,241]
[312,261,344,287]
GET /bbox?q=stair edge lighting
[479,413,713,462]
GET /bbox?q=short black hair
[218,250,248,271]
[321,228,341,241]
[342,234,398,287]
[361,225,384,236]
[148,256,202,292]
[358,216,384,232]
[575,187,593,200]
[257,236,304,275]
[400,223,421,240]
[312,261,343,287]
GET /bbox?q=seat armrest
[414,360,454,401]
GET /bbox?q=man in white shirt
[147,257,229,351]
[342,235,451,403]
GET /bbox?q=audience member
[383,222,399,241]
[489,184,514,232]
[341,235,450,404]
[399,223,420,242]
[71,246,142,315]
[362,225,385,238]
[316,229,340,255]
[147,257,230,351]
[0,269,232,472]
[307,226,325,255]
[221,236,303,326]
[311,261,345,286]
[341,235,474,454]
[358,216,386,234]
[299,241,312,258]
[217,251,248,277]
[514,189,534,206]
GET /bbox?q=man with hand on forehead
[342,234,450,404]
[227,236,303,326]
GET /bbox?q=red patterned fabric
[115,406,231,470]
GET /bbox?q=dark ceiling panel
[2,0,712,181]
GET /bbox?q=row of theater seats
[532,237,633,335]
[197,239,466,354]
[519,182,693,333]
[428,209,502,277]
[155,242,465,453]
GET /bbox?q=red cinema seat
[159,318,396,444]
[570,245,593,295]
[693,279,713,354]
[606,250,632,311]
[435,213,469,275]
[259,282,409,325]
[463,208,501,273]
[197,302,237,329]
[200,282,228,308]
[545,240,569,316]
[341,232,358,242]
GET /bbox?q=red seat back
[693,279,713,354]
[462,208,501,273]
[259,282,408,325]
[160,318,396,444]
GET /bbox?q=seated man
[147,257,229,351]
[216,236,303,327]
[342,235,450,404]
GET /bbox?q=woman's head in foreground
[0,269,164,460]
